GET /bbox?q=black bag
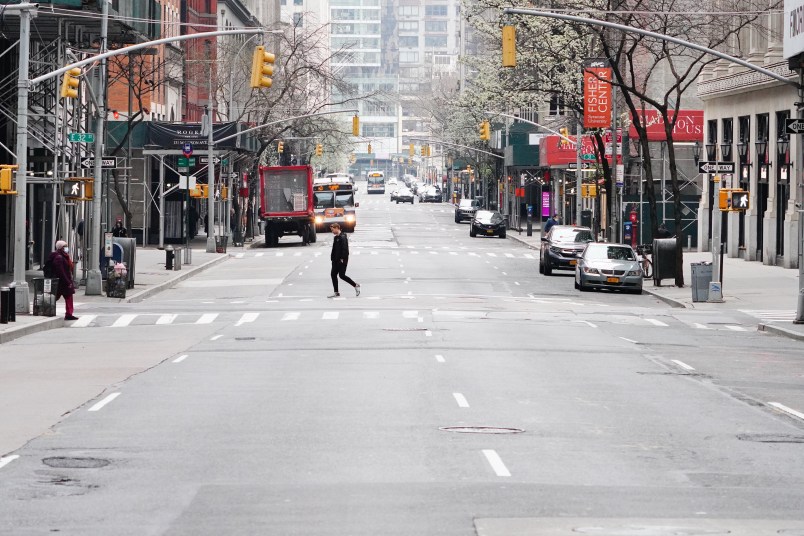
[42,258,55,278]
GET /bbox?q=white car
[387,177,398,186]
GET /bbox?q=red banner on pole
[583,60,612,129]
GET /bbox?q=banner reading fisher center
[583,59,612,129]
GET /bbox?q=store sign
[629,110,703,142]
[540,135,596,166]
[785,0,804,59]
[583,60,612,129]
[542,191,550,218]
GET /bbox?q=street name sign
[68,132,95,143]
[199,156,221,164]
[698,161,735,174]
[81,157,118,169]
[786,118,804,134]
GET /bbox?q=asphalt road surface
[2,184,804,535]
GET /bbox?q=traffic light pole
[797,69,804,323]
[11,5,38,311]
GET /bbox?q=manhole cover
[439,426,524,434]
[42,457,110,469]
[737,433,804,443]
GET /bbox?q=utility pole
[796,68,804,323]
[205,40,217,253]
[10,4,39,312]
[85,0,110,295]
[610,87,619,243]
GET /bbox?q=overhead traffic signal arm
[250,45,276,89]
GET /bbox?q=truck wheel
[308,224,317,243]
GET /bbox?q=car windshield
[586,245,636,261]
[475,211,502,224]
[335,192,353,208]
[550,227,594,243]
[459,200,475,208]
[398,188,411,194]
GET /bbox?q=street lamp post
[705,142,724,302]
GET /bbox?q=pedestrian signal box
[63,179,82,200]
[718,188,750,211]
[581,184,597,198]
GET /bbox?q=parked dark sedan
[470,210,506,238]
[539,225,595,275]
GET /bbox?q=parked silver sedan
[575,243,643,294]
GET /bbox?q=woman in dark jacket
[49,240,78,320]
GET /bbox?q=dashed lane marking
[88,392,121,412]
[482,449,511,477]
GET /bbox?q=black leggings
[331,261,356,292]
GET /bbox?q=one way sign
[785,118,804,134]
[698,161,735,174]
[81,157,118,169]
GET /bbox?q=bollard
[0,287,9,324]
[165,245,174,270]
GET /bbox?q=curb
[124,254,231,303]
[758,322,804,342]
[506,233,539,250]
[643,288,688,309]
[0,317,64,345]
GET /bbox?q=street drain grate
[42,457,110,469]
[235,337,256,341]
[737,433,804,443]
[439,426,525,434]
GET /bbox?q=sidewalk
[506,226,804,343]
[0,235,252,344]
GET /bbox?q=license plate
[569,259,577,265]
[606,277,620,283]
[486,230,494,234]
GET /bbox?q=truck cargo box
[259,165,314,219]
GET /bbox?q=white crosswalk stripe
[69,315,96,328]
[111,314,137,328]
[322,312,339,320]
[196,313,218,324]
[156,314,177,325]
[281,312,300,321]
[235,312,259,326]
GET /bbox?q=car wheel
[455,216,460,223]
[574,278,579,290]
[538,254,544,274]
[579,280,591,291]
[396,200,399,204]
[470,227,477,237]
[499,230,506,239]
[543,260,553,275]
[631,288,643,295]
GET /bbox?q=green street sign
[68,132,95,143]
[581,153,596,160]
[178,157,196,166]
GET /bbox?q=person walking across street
[328,223,360,298]
[48,240,78,321]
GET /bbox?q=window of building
[425,21,447,32]
[400,51,419,63]
[399,21,418,32]
[363,123,396,137]
[424,35,447,47]
[293,12,303,26]
[549,95,566,116]
[399,36,419,47]
[398,5,419,16]
[294,0,303,5]
[280,0,287,5]
[425,5,447,16]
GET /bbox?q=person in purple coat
[49,240,78,320]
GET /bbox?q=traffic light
[559,127,570,140]
[277,141,284,153]
[502,25,516,68]
[0,165,18,194]
[315,144,323,157]
[352,115,360,136]
[479,120,491,141]
[409,144,415,156]
[350,153,356,163]
[367,143,372,154]
[190,186,203,198]
[250,45,276,89]
[60,67,81,99]
[201,184,209,198]
[221,186,229,199]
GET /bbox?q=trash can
[0,286,13,324]
[690,262,713,302]
[32,277,59,316]
[106,261,128,298]
[215,235,228,254]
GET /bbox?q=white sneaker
[327,292,340,298]
[355,285,361,297]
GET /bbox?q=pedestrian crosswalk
[739,309,798,323]
[67,309,754,332]
[231,247,537,260]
